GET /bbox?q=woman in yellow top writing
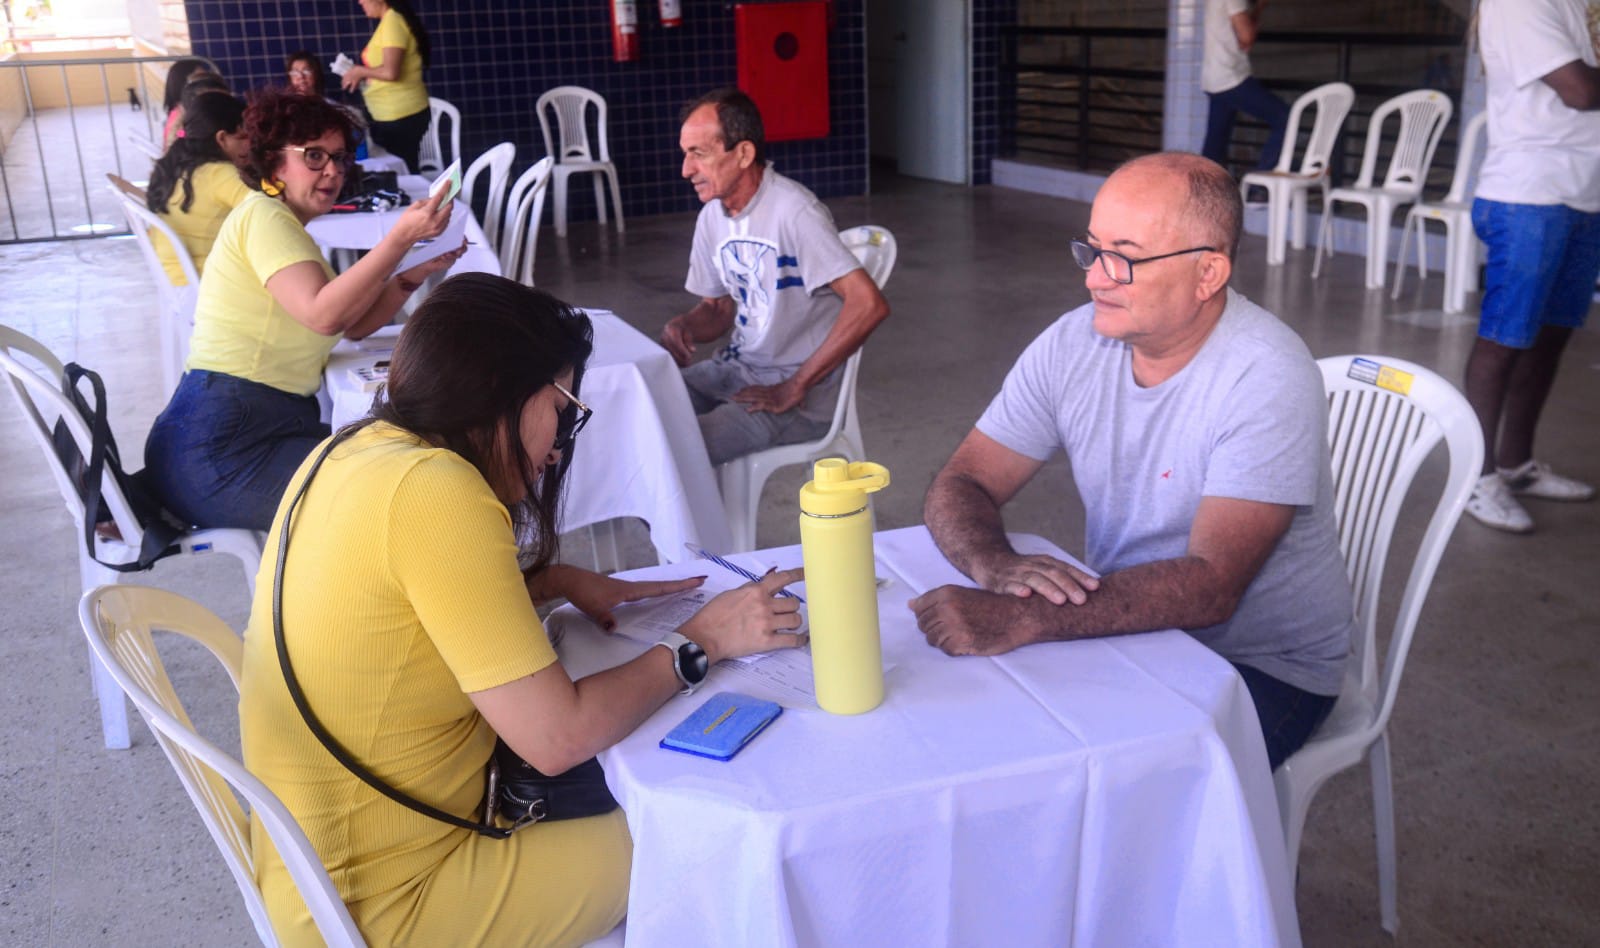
[241,274,808,946]
[146,92,251,285]
[143,89,463,532]
[342,0,432,172]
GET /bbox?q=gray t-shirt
[977,289,1352,695]
[686,165,865,385]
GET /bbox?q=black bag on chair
[49,362,183,572]
[272,432,618,839]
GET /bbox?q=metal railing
[999,27,1470,196]
[1,53,216,244]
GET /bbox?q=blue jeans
[1202,77,1291,171]
[1472,199,1600,348]
[144,370,328,531]
[1232,662,1336,771]
[682,359,833,466]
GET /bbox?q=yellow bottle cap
[799,458,891,517]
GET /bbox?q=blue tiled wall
[182,0,868,218]
[969,0,1016,186]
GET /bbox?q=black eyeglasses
[285,145,353,172]
[1069,238,1215,285]
[551,380,592,453]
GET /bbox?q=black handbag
[272,431,618,839]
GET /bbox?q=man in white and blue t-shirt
[912,153,1352,770]
[660,88,889,465]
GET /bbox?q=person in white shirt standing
[1464,0,1600,533]
[1199,0,1289,173]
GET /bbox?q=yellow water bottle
[798,458,891,715]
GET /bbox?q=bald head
[1106,152,1243,261]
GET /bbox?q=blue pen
[685,544,805,603]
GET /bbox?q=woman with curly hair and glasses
[144,88,464,532]
[240,274,807,945]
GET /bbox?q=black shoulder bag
[272,432,618,839]
[51,362,183,572]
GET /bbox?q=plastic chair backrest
[1275,82,1355,177]
[838,224,899,289]
[1318,354,1481,732]
[1351,90,1453,194]
[105,178,198,392]
[78,585,366,948]
[536,86,611,165]
[500,157,554,283]
[418,96,461,173]
[127,130,163,162]
[460,142,516,248]
[1442,111,1489,205]
[0,325,150,554]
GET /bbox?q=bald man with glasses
[914,152,1353,770]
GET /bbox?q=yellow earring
[260,178,283,197]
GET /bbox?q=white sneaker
[1498,459,1596,502]
[1466,472,1534,533]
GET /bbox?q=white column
[1163,0,1208,153]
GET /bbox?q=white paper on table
[394,200,467,273]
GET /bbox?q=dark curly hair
[241,88,358,188]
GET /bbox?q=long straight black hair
[363,274,592,573]
[162,58,213,112]
[146,93,245,214]
[384,1,433,69]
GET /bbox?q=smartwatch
[655,631,709,694]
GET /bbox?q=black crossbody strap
[272,429,510,840]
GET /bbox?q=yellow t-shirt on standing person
[184,192,339,396]
[362,9,428,121]
[239,422,631,947]
[152,161,252,286]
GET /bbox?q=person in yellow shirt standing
[143,89,464,532]
[342,0,432,172]
[146,92,252,284]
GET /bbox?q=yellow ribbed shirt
[240,423,630,946]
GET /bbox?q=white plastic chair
[127,129,163,162]
[417,96,460,174]
[1278,354,1483,935]
[78,585,365,948]
[107,176,198,397]
[1240,82,1355,266]
[460,141,516,251]
[1391,111,1489,314]
[717,226,897,552]
[1313,90,1453,289]
[536,86,625,238]
[500,157,554,285]
[0,325,263,750]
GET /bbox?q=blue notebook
[660,692,783,761]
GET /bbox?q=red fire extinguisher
[611,0,639,62]
[659,0,683,29]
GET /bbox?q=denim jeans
[681,360,834,466]
[1472,198,1600,348]
[1202,77,1291,171]
[144,369,329,531]
[1232,661,1337,770]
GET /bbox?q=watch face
[680,643,710,684]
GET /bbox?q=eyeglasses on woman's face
[285,144,353,172]
[550,380,593,454]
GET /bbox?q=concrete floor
[2,170,1597,946]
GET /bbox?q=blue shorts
[1472,199,1600,348]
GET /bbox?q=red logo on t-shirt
[1160,469,1172,480]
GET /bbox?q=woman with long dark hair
[146,93,250,284]
[239,274,806,945]
[160,58,222,149]
[341,0,432,171]
[144,89,463,532]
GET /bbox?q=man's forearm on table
[1007,556,1242,645]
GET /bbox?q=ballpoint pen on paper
[684,544,805,603]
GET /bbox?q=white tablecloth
[322,310,733,561]
[304,174,500,278]
[558,526,1300,947]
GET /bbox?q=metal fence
[999,27,1471,197]
[1,53,216,244]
